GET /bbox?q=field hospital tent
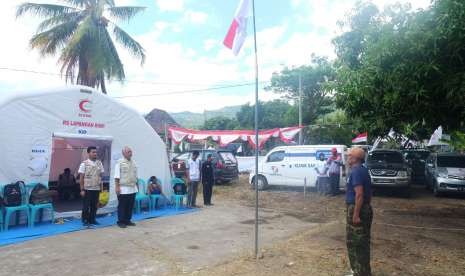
[0,86,172,216]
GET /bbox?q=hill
[170,105,241,128]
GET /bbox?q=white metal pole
[299,72,302,145]
[252,0,260,260]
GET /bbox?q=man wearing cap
[346,147,373,276]
[114,146,138,228]
[326,147,343,196]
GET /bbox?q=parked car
[425,153,465,196]
[367,150,411,196]
[402,149,430,185]
[171,150,239,183]
[249,145,348,190]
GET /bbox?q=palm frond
[96,25,125,80]
[60,0,90,8]
[110,23,145,65]
[103,0,116,8]
[30,19,81,56]
[107,6,146,21]
[16,3,78,18]
[36,11,84,32]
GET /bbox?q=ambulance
[249,145,348,190]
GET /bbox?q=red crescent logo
[79,100,92,113]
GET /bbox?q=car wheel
[402,187,412,198]
[252,175,268,190]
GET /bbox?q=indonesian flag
[352,132,368,143]
[223,0,251,55]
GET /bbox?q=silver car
[425,153,465,196]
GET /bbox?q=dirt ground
[1,175,465,276]
[199,175,465,276]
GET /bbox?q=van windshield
[437,156,465,168]
[368,152,403,163]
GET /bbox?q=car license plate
[376,179,394,184]
[177,164,181,169]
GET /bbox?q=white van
[249,145,348,190]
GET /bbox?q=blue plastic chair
[134,179,151,214]
[170,178,187,210]
[27,183,54,228]
[2,182,30,230]
[0,206,3,232]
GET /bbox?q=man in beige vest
[114,146,138,228]
[78,146,104,227]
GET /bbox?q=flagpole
[252,0,260,259]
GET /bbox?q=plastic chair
[2,182,29,230]
[170,178,187,210]
[27,183,54,228]
[134,179,151,214]
[0,206,3,232]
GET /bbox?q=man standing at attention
[202,154,215,206]
[327,147,343,195]
[186,151,201,208]
[346,147,373,276]
[79,146,104,227]
[114,147,138,228]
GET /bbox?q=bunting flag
[168,126,302,149]
[352,132,368,143]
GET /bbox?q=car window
[176,152,190,161]
[267,151,285,163]
[368,152,403,163]
[219,152,237,164]
[437,156,465,168]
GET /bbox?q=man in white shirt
[114,146,138,228]
[78,146,104,227]
[186,151,201,208]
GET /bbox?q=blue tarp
[0,207,197,247]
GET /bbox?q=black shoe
[83,222,91,227]
[90,221,100,226]
[117,222,127,228]
[126,222,136,226]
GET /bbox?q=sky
[0,0,432,113]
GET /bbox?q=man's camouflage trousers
[346,204,373,276]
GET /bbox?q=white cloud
[156,0,184,12]
[0,0,436,114]
[203,39,218,51]
[184,10,208,25]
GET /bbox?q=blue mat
[0,207,197,247]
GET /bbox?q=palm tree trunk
[101,76,107,94]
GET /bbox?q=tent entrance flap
[49,135,112,213]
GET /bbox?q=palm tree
[16,0,146,94]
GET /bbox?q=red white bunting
[168,126,302,149]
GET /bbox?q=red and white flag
[352,132,368,143]
[223,0,251,55]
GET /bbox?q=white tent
[0,86,172,216]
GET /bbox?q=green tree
[236,100,296,129]
[266,56,336,125]
[306,110,354,145]
[202,116,239,130]
[17,0,146,94]
[333,0,465,139]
